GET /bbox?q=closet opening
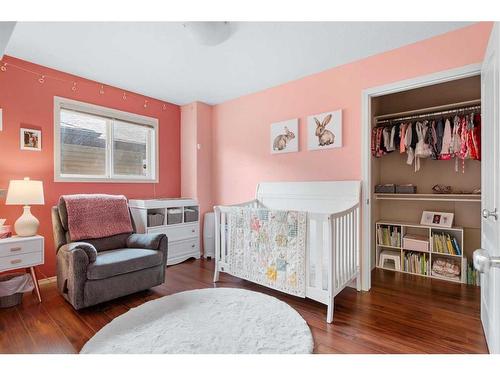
[369,74,481,288]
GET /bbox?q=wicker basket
[0,273,25,308]
[184,208,199,222]
[167,208,183,224]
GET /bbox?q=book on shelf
[466,260,480,286]
[377,225,401,247]
[432,232,461,255]
[403,251,428,275]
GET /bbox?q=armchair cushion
[126,233,166,250]
[86,248,163,280]
[84,233,130,252]
[60,242,98,263]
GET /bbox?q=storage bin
[0,273,34,308]
[147,213,164,227]
[375,184,395,193]
[396,184,417,194]
[403,234,429,252]
[167,208,183,224]
[184,207,199,223]
[431,257,461,281]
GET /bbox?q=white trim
[38,276,57,285]
[53,96,159,183]
[360,63,482,292]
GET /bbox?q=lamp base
[14,206,40,237]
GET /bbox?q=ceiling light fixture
[182,22,232,46]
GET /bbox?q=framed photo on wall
[20,127,42,151]
[421,211,454,228]
[271,118,298,154]
[307,109,342,151]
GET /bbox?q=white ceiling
[5,22,472,105]
[0,22,15,58]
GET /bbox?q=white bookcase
[129,198,200,266]
[375,220,466,284]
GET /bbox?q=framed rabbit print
[307,109,342,151]
[271,118,298,154]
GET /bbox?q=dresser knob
[10,259,22,264]
[191,229,195,233]
[10,247,22,252]
[191,244,195,248]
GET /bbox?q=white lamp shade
[6,177,45,205]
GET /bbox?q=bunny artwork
[273,126,295,151]
[315,114,335,146]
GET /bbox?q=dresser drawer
[148,223,199,242]
[0,251,44,271]
[167,238,200,265]
[0,238,43,258]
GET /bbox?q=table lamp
[6,177,45,236]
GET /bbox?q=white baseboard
[38,276,57,285]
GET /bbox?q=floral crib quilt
[226,207,307,297]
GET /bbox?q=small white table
[0,235,44,302]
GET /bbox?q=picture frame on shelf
[420,211,454,228]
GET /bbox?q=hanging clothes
[428,120,439,160]
[386,126,396,152]
[473,113,481,161]
[439,118,452,160]
[371,108,481,172]
[435,119,444,155]
[400,123,408,153]
[405,123,414,165]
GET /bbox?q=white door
[474,22,500,354]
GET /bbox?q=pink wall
[211,22,493,206]
[196,102,214,222]
[180,102,213,253]
[181,104,197,199]
[0,56,181,278]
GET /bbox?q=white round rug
[80,288,314,354]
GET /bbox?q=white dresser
[128,198,200,266]
[0,235,44,302]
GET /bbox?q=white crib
[213,180,361,323]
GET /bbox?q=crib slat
[344,215,348,285]
[347,212,351,281]
[221,212,226,265]
[316,217,323,291]
[330,216,336,292]
[339,217,342,287]
[347,213,351,282]
[349,211,353,280]
[309,218,317,288]
[355,207,359,271]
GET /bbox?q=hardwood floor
[0,259,488,354]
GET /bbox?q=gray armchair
[51,199,168,310]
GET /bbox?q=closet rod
[375,99,481,125]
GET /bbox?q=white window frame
[54,96,159,183]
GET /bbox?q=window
[54,97,158,182]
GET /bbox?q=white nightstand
[0,235,44,302]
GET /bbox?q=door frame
[360,63,482,291]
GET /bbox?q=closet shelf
[374,193,480,202]
[377,219,463,231]
[431,251,462,258]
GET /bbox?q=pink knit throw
[62,194,133,241]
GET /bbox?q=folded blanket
[61,194,133,241]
